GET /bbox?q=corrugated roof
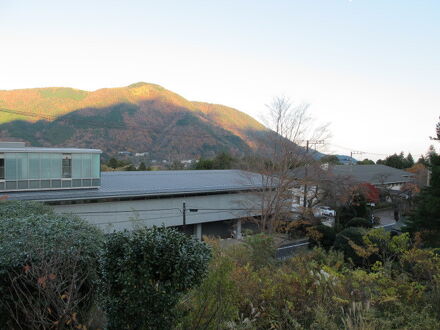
[4,170,265,202]
[330,165,414,185]
[291,164,414,185]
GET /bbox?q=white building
[2,143,265,239]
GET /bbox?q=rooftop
[331,165,414,185]
[4,170,265,202]
[292,164,414,185]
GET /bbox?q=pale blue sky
[1,0,439,159]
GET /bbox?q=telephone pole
[182,202,186,231]
[303,140,325,208]
[350,151,363,164]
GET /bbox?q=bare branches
[5,246,92,329]
[241,96,332,234]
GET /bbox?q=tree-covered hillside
[0,83,271,158]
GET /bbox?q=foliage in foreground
[0,201,103,329]
[99,226,211,330]
[176,232,440,329]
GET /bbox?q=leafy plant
[346,217,373,229]
[0,201,103,329]
[98,226,211,330]
[308,224,336,250]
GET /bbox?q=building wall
[0,152,100,191]
[53,192,261,233]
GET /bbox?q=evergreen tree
[213,152,234,169]
[108,157,119,169]
[320,155,341,165]
[138,162,147,171]
[126,164,136,171]
[405,153,415,168]
[404,150,440,247]
[358,158,375,165]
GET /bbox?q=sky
[1,0,439,160]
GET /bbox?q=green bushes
[98,226,211,330]
[0,201,103,329]
[346,217,373,229]
[334,227,367,265]
[178,233,440,329]
[308,224,336,250]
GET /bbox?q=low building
[290,164,415,208]
[330,164,415,191]
[1,143,265,239]
[0,142,101,191]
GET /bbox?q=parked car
[313,206,336,218]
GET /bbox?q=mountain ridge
[0,82,271,158]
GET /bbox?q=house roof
[331,165,414,185]
[292,164,414,185]
[4,170,265,202]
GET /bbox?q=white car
[313,206,336,218]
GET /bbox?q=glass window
[62,154,72,178]
[41,153,52,179]
[82,154,91,178]
[91,154,100,178]
[16,153,28,180]
[0,154,4,180]
[50,154,62,179]
[5,153,17,180]
[72,154,82,178]
[29,153,40,179]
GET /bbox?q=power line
[71,206,261,216]
[328,143,389,157]
[92,209,250,226]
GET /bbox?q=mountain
[0,82,273,159]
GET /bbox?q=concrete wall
[53,192,261,233]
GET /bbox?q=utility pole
[303,140,325,208]
[182,202,186,231]
[350,151,363,164]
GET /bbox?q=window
[62,154,72,178]
[72,154,82,179]
[41,153,52,179]
[29,153,40,179]
[16,153,28,180]
[91,154,100,178]
[0,154,4,180]
[5,153,17,180]
[82,154,91,178]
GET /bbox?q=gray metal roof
[4,170,265,202]
[292,164,414,185]
[0,147,101,153]
[330,165,414,185]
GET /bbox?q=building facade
[0,142,101,192]
[2,143,266,239]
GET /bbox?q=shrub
[0,201,103,329]
[288,219,314,239]
[308,225,336,250]
[346,217,373,229]
[99,226,211,330]
[334,227,367,265]
[244,233,276,268]
[0,200,54,219]
[175,243,239,329]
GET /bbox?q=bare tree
[5,245,94,330]
[241,96,330,234]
